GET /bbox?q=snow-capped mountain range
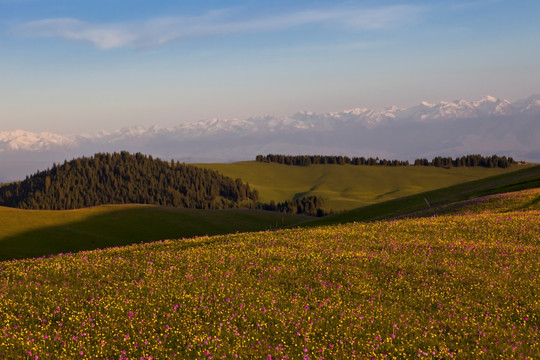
[1,94,539,181]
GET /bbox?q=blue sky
[1,0,539,133]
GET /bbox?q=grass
[0,189,538,359]
[306,164,540,226]
[2,164,538,262]
[196,161,531,211]
[0,205,310,261]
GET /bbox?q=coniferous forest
[256,154,516,168]
[258,196,329,217]
[0,152,259,210]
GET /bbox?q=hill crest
[0,151,258,210]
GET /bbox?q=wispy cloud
[14,5,422,50]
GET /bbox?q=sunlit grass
[1,191,538,359]
[197,161,530,211]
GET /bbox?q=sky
[1,0,539,134]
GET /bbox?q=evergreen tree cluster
[258,196,328,217]
[256,154,516,168]
[0,152,259,210]
[255,154,409,166]
[413,154,516,168]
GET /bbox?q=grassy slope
[1,162,536,262]
[0,205,309,261]
[306,164,540,226]
[197,161,528,211]
[408,187,540,216]
[1,191,538,359]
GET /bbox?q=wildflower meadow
[0,192,538,359]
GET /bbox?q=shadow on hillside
[385,175,540,221]
[0,206,307,262]
[4,166,539,262]
[305,165,540,226]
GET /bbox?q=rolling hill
[0,152,258,210]
[306,164,540,225]
[1,188,538,359]
[1,164,538,262]
[0,205,310,261]
[197,161,532,211]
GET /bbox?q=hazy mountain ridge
[0,130,76,152]
[1,95,539,181]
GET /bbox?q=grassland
[2,164,538,262]
[1,189,538,359]
[307,164,540,226]
[196,161,530,211]
[0,205,309,261]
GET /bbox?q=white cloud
[16,18,137,49]
[14,5,422,50]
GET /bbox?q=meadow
[1,164,538,262]
[308,164,540,226]
[196,161,529,211]
[0,189,538,359]
[0,205,309,261]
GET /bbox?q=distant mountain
[1,94,539,182]
[0,130,76,152]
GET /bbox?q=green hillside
[0,205,309,261]
[306,164,540,226]
[3,163,537,262]
[1,194,538,359]
[197,161,530,211]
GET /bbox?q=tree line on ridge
[0,152,258,210]
[0,152,328,216]
[255,154,516,168]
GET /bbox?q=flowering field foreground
[1,207,539,358]
[402,188,540,219]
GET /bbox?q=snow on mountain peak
[0,130,76,152]
[482,95,498,103]
[343,108,370,116]
[472,96,514,116]
[1,93,538,159]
